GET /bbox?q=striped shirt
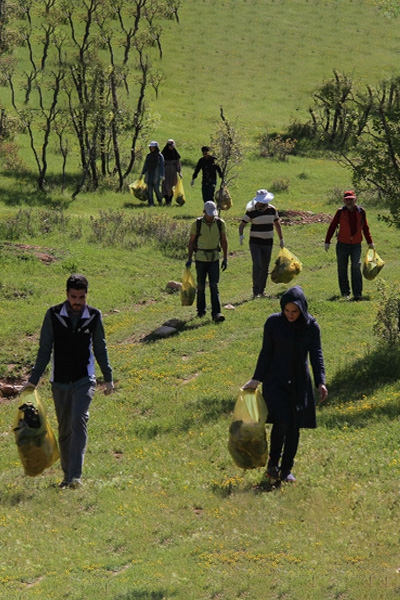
[241,204,279,245]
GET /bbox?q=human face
[203,212,215,223]
[283,302,301,322]
[67,288,87,314]
[344,196,356,210]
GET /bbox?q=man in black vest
[22,274,114,489]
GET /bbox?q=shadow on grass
[320,344,400,427]
[113,590,176,600]
[327,294,371,302]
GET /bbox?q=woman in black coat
[243,286,328,483]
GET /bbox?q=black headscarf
[161,143,181,161]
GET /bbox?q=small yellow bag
[270,246,302,284]
[180,267,196,306]
[129,177,148,201]
[14,389,60,477]
[362,248,385,280]
[173,178,186,206]
[215,185,232,210]
[228,388,268,469]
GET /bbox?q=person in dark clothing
[161,139,182,206]
[21,274,114,489]
[325,190,374,300]
[191,146,223,203]
[141,141,165,206]
[242,286,328,483]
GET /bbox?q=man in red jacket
[325,190,374,301]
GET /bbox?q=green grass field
[1,1,400,599]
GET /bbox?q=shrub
[373,280,400,347]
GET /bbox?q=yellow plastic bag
[270,246,302,284]
[362,248,385,281]
[228,388,268,469]
[129,177,148,201]
[215,185,232,210]
[173,177,186,206]
[180,267,196,306]
[13,389,60,477]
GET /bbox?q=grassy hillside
[1,1,400,599]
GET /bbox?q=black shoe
[58,479,71,489]
[213,313,225,323]
[197,312,206,318]
[265,465,280,483]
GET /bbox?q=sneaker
[58,479,71,489]
[353,295,362,302]
[342,294,350,300]
[213,313,225,323]
[197,312,206,318]
[265,465,280,483]
[280,471,296,483]
[68,478,83,489]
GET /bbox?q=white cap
[203,201,218,216]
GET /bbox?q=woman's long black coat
[252,286,326,429]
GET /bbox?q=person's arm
[361,210,373,246]
[308,321,327,402]
[325,210,341,244]
[29,309,54,386]
[274,218,284,246]
[238,220,247,236]
[141,155,149,175]
[221,233,228,261]
[252,318,274,382]
[93,314,113,393]
[159,154,165,179]
[191,159,202,181]
[187,233,196,264]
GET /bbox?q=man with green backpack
[186,201,228,322]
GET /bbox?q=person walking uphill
[191,146,223,203]
[21,274,114,489]
[161,139,182,206]
[141,141,165,206]
[242,286,328,484]
[187,201,228,323]
[325,190,374,301]
[239,189,284,299]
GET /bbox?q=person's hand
[368,243,375,249]
[324,243,330,252]
[242,379,260,390]
[20,381,36,393]
[104,382,114,395]
[190,179,195,187]
[221,258,228,271]
[179,172,183,178]
[239,234,244,246]
[222,181,227,187]
[280,238,285,248]
[318,383,328,403]
[185,259,192,268]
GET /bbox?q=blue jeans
[195,259,221,317]
[147,176,163,206]
[336,241,362,297]
[250,242,273,295]
[52,378,96,481]
[202,181,216,203]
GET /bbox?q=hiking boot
[265,465,280,483]
[213,313,225,323]
[280,471,296,483]
[68,478,83,489]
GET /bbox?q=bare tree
[2,0,181,195]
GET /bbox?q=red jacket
[325,206,373,245]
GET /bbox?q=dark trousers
[250,242,273,295]
[269,422,300,474]
[52,379,95,481]
[202,181,216,203]
[336,241,362,298]
[195,259,221,317]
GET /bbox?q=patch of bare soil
[279,210,332,225]
[1,242,58,264]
